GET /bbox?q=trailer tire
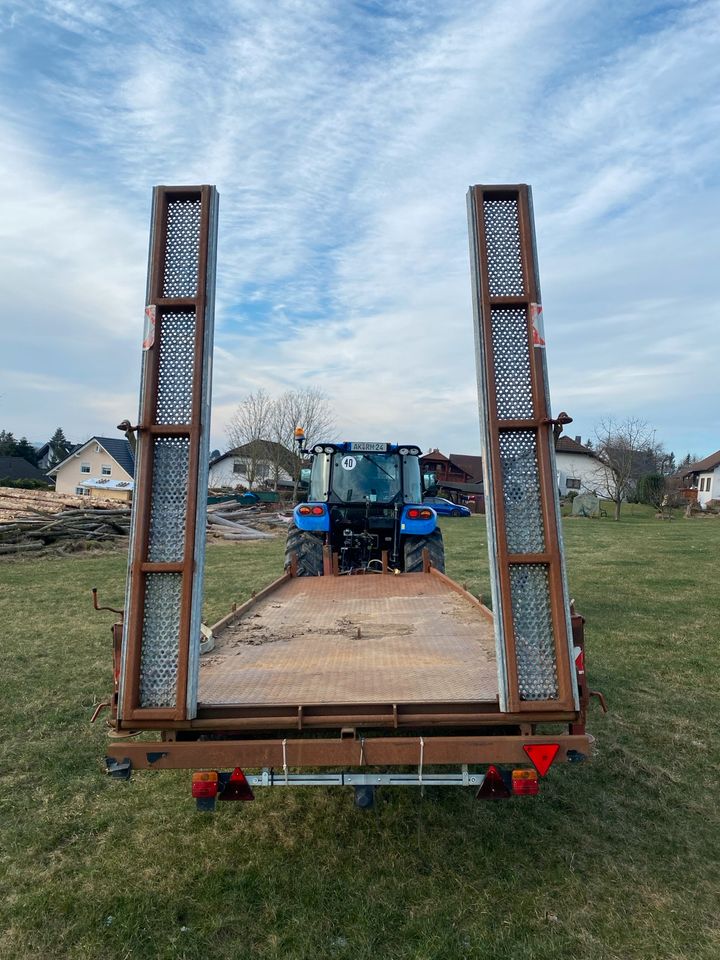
[284,524,325,576]
[403,529,445,574]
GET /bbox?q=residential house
[682,449,720,508]
[35,438,76,471]
[209,440,297,491]
[0,457,51,486]
[555,436,610,496]
[420,449,484,508]
[48,437,134,501]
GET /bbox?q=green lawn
[1,515,718,959]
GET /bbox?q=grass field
[1,514,718,959]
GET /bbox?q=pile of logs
[0,486,294,555]
[206,501,292,541]
[0,508,131,555]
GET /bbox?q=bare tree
[226,387,336,495]
[272,388,336,497]
[593,417,659,520]
[225,389,274,490]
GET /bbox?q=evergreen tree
[0,430,16,456]
[48,427,72,468]
[14,437,39,466]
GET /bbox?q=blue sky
[1,0,718,460]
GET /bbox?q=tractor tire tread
[284,524,324,577]
[403,528,445,574]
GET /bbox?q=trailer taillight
[191,771,219,798]
[475,765,511,800]
[219,767,255,802]
[511,769,539,795]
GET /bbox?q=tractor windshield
[331,452,402,503]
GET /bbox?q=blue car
[423,496,471,517]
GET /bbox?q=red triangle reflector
[219,767,255,801]
[523,743,560,777]
[475,765,511,800]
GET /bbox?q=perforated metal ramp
[467,184,578,714]
[199,575,497,706]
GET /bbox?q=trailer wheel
[403,529,445,574]
[284,524,324,576]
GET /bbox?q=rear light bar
[191,770,219,799]
[476,760,547,800]
[407,508,433,520]
[192,768,255,809]
[298,505,325,516]
[511,768,539,795]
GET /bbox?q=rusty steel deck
[199,573,498,707]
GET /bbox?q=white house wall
[208,457,293,490]
[555,452,611,496]
[53,443,132,496]
[697,467,719,507]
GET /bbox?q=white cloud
[0,0,718,457]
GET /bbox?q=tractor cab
[287,441,445,575]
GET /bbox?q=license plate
[349,442,388,452]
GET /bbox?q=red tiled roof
[421,449,450,463]
[448,454,483,482]
[556,436,595,456]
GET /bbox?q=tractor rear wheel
[284,524,324,576]
[403,529,445,574]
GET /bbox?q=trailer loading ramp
[199,573,498,708]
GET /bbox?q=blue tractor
[285,439,445,576]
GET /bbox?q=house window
[566,478,581,490]
[101,464,112,476]
[233,459,247,474]
[80,462,91,473]
[256,462,270,480]
[75,487,85,496]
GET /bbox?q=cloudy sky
[1,0,717,460]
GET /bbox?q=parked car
[423,496,471,517]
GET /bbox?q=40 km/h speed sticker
[341,456,357,471]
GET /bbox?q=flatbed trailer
[102,183,600,806]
